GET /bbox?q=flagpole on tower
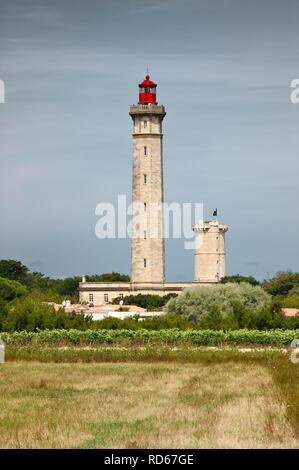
[213,208,218,222]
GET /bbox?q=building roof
[281,308,299,317]
[139,74,157,88]
[46,302,145,314]
[88,304,146,314]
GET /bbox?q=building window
[144,202,147,211]
[144,258,147,268]
[144,121,147,128]
[119,293,124,299]
[144,146,147,156]
[89,293,94,303]
[104,293,109,303]
[144,174,147,184]
[144,231,147,239]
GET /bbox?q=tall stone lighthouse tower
[129,75,166,284]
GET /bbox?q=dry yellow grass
[0,360,297,448]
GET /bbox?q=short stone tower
[129,74,166,284]
[193,221,228,283]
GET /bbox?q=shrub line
[1,328,299,346]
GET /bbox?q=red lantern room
[138,74,157,104]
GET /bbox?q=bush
[113,293,177,310]
[270,294,299,310]
[1,328,299,347]
[91,313,195,331]
[165,283,271,325]
[0,296,93,332]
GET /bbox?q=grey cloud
[0,0,298,280]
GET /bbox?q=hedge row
[1,328,299,346]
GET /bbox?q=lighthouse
[129,74,166,284]
[79,73,229,305]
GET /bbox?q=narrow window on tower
[144,258,147,268]
[144,230,147,239]
[144,146,147,156]
[144,202,147,211]
[144,174,147,184]
[144,120,147,129]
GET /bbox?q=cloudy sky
[0,0,298,281]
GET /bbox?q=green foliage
[140,313,194,330]
[0,260,28,282]
[0,259,131,306]
[87,272,130,282]
[272,294,299,309]
[0,297,93,332]
[0,260,131,333]
[221,274,259,286]
[91,313,195,331]
[262,271,299,297]
[2,328,299,347]
[0,277,27,302]
[165,283,271,323]
[54,277,81,297]
[1,259,298,333]
[288,286,299,297]
[113,293,177,310]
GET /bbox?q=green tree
[0,277,27,302]
[165,282,271,325]
[113,293,177,310]
[262,271,299,297]
[221,274,259,286]
[87,272,130,282]
[55,277,81,297]
[0,296,93,332]
[288,286,299,297]
[0,260,28,282]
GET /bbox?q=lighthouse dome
[138,74,157,88]
[138,73,157,104]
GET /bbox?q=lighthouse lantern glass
[138,74,157,104]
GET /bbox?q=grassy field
[1,348,299,448]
